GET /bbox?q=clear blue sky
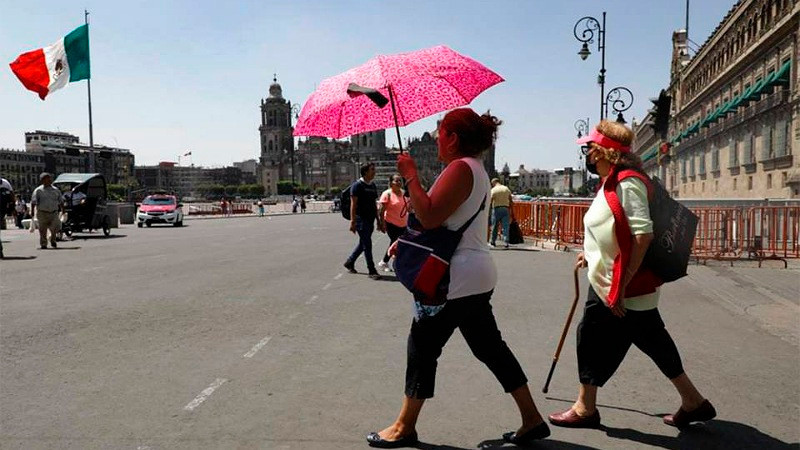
[0,0,735,171]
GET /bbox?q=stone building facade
[258,77,296,196]
[635,0,799,198]
[1,131,135,198]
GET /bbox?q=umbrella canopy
[293,45,503,139]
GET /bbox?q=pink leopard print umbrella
[293,45,504,140]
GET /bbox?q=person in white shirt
[548,120,715,430]
[366,109,549,448]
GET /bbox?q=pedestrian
[367,109,549,448]
[292,197,299,213]
[376,174,407,273]
[343,162,382,280]
[220,198,228,216]
[548,120,715,429]
[30,172,63,250]
[15,196,27,229]
[489,177,513,248]
[257,199,265,217]
[0,177,14,258]
[300,197,306,213]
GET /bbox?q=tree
[249,184,265,198]
[107,184,127,202]
[277,181,295,195]
[224,185,238,196]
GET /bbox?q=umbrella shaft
[387,86,404,154]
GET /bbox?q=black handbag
[508,220,524,244]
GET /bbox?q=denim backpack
[394,198,486,319]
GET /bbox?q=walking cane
[542,265,581,394]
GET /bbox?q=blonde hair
[589,120,641,170]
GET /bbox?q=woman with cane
[548,120,715,429]
[366,109,549,448]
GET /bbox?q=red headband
[576,128,631,152]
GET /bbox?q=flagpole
[85,9,95,172]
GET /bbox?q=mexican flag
[9,24,90,100]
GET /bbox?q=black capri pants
[405,291,528,399]
[382,222,406,263]
[577,286,685,387]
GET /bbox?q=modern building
[634,0,798,198]
[233,159,259,184]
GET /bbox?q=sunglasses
[580,145,592,156]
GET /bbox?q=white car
[137,194,184,227]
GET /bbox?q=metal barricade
[512,200,799,264]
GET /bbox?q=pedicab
[53,173,112,237]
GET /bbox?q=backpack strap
[456,197,487,235]
[602,167,653,307]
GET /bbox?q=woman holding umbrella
[366,108,550,448]
[548,120,715,429]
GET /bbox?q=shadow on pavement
[546,397,662,418]
[0,256,37,260]
[68,234,127,240]
[476,438,600,449]
[602,420,798,449]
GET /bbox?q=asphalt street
[1,213,798,449]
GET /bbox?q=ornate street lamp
[574,13,606,120]
[605,87,634,124]
[574,118,590,138]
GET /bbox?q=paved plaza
[0,213,798,449]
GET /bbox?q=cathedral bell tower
[258,75,295,195]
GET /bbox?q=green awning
[721,94,742,115]
[738,83,757,107]
[641,145,658,162]
[765,59,791,91]
[744,77,768,102]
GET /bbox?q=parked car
[137,194,184,227]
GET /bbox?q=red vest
[601,167,663,307]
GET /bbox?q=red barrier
[513,201,799,262]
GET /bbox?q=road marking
[184,378,227,411]
[322,283,332,291]
[306,295,319,305]
[333,273,343,280]
[243,336,272,358]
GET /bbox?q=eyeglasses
[580,145,592,156]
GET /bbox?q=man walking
[490,178,514,248]
[30,172,62,250]
[344,163,382,280]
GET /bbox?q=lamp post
[574,12,606,120]
[289,103,302,198]
[574,118,590,185]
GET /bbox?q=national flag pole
[85,9,95,172]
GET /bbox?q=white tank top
[429,157,496,300]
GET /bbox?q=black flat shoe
[366,431,418,448]
[503,422,551,445]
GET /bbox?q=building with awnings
[635,0,798,198]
